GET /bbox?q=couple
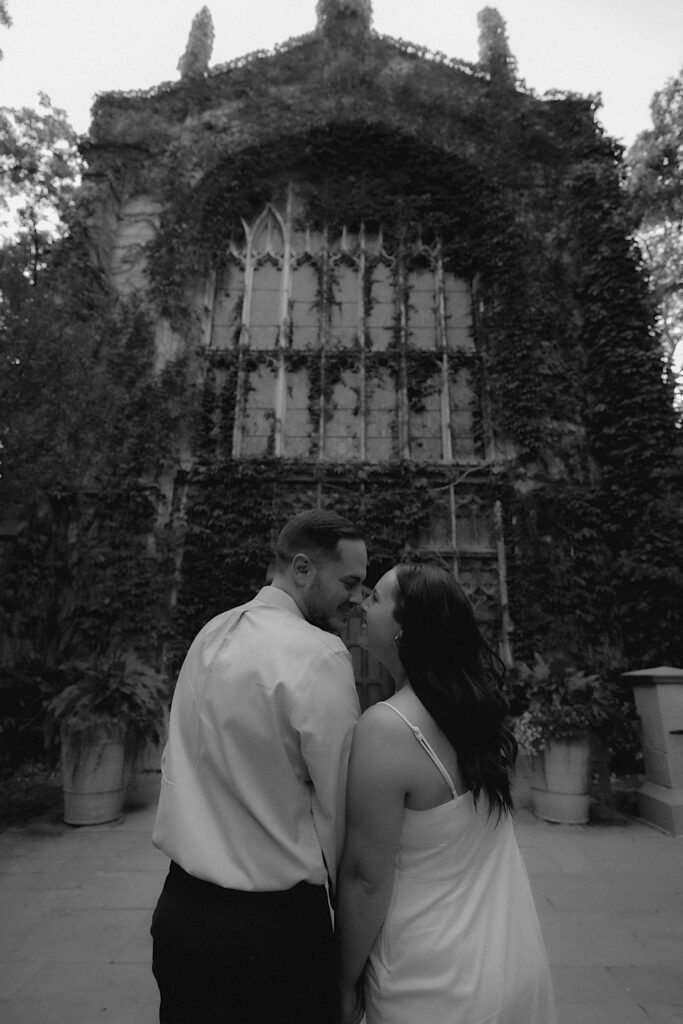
[151,510,556,1024]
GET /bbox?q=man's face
[302,539,367,635]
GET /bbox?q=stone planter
[623,666,683,836]
[61,725,134,826]
[529,736,591,824]
[124,704,168,810]
[125,734,165,810]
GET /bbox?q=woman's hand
[339,982,364,1024]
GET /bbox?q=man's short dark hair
[274,510,363,569]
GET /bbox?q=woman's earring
[393,633,402,649]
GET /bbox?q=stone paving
[0,783,681,1024]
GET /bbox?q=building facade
[75,0,670,686]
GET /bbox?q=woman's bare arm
[336,706,407,1017]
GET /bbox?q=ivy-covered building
[73,0,680,693]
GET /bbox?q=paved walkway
[0,781,681,1024]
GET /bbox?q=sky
[1,0,683,151]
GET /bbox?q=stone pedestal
[623,666,683,836]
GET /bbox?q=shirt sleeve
[295,647,360,897]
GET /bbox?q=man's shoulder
[253,605,355,689]
[250,587,350,657]
[199,598,256,634]
[270,609,351,661]
[199,596,349,659]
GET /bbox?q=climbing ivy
[168,458,499,669]
[141,83,682,673]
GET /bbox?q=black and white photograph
[1,2,682,1022]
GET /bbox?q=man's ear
[291,552,313,586]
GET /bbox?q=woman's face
[360,568,402,665]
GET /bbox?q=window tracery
[207,198,479,463]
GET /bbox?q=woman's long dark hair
[394,562,517,819]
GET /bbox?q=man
[151,510,367,1024]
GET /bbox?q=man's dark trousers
[151,861,338,1024]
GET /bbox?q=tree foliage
[0,96,84,495]
[0,98,83,503]
[627,66,683,398]
[0,0,11,60]
[0,89,192,765]
[0,246,188,732]
[0,95,81,281]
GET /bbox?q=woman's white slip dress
[364,703,557,1024]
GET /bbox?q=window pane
[290,261,319,350]
[455,500,495,552]
[416,491,452,549]
[367,262,395,352]
[330,262,360,347]
[407,269,437,350]
[409,363,442,462]
[450,365,476,458]
[444,277,474,351]
[324,365,361,459]
[284,367,313,457]
[250,262,281,349]
[241,361,276,456]
[366,369,396,462]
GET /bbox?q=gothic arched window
[206,198,480,463]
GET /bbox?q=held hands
[339,981,364,1024]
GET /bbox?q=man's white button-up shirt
[153,585,360,893]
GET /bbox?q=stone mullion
[435,247,453,464]
[397,253,410,460]
[449,484,459,577]
[494,499,513,666]
[471,274,495,462]
[317,230,331,461]
[358,225,367,461]
[273,193,293,457]
[231,220,254,459]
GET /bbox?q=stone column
[623,666,683,836]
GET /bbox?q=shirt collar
[254,584,306,620]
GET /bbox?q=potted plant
[124,699,170,811]
[45,651,168,825]
[512,653,612,824]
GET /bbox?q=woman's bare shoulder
[357,700,404,730]
[352,701,412,750]
[348,703,411,797]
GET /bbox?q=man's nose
[348,585,363,606]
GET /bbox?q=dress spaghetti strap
[381,702,458,798]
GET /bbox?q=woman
[336,562,557,1024]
